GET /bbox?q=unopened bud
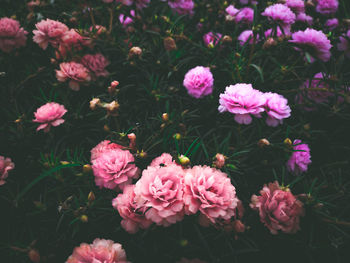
[284,138,292,146]
[90,98,101,110]
[173,133,181,140]
[222,35,232,44]
[128,133,136,150]
[263,37,277,49]
[111,80,119,88]
[83,164,92,173]
[105,101,120,116]
[163,37,177,51]
[179,239,188,247]
[88,191,95,202]
[80,215,88,223]
[28,249,40,263]
[179,155,190,165]
[162,113,169,122]
[60,161,70,165]
[257,138,270,148]
[128,46,142,58]
[213,153,226,168]
[103,124,110,132]
[138,150,147,159]
[232,220,245,233]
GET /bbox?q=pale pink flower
[225,5,239,19]
[203,32,222,48]
[33,102,67,132]
[285,0,305,14]
[81,53,110,78]
[295,13,313,26]
[263,92,291,127]
[183,66,214,98]
[92,148,140,191]
[213,153,226,169]
[134,164,185,226]
[0,156,15,186]
[218,83,266,125]
[183,165,239,224]
[168,0,195,15]
[90,140,124,162]
[316,0,338,15]
[250,181,304,234]
[289,28,332,62]
[234,7,254,25]
[262,4,296,26]
[238,30,259,46]
[150,153,176,167]
[112,184,152,233]
[66,238,129,263]
[88,25,107,35]
[287,139,311,175]
[56,62,91,91]
[0,17,27,53]
[58,29,92,57]
[337,30,350,58]
[33,19,68,49]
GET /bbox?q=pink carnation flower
[0,17,27,53]
[58,29,92,58]
[183,66,214,99]
[134,164,185,226]
[66,238,129,263]
[289,28,332,62]
[337,30,350,58]
[56,62,91,91]
[168,0,195,15]
[238,30,259,46]
[81,53,110,78]
[33,102,67,132]
[325,18,339,30]
[225,5,239,18]
[203,32,222,48]
[287,139,312,175]
[33,19,68,50]
[285,0,305,14]
[234,7,254,25]
[183,165,239,224]
[90,140,124,161]
[263,92,291,127]
[295,13,313,26]
[218,83,266,125]
[150,153,176,167]
[250,181,304,234]
[112,185,152,233]
[92,148,140,191]
[0,156,15,186]
[316,0,338,15]
[262,4,296,26]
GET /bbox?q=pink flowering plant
[1,0,350,262]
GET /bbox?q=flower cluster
[0,156,15,186]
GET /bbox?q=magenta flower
[325,18,339,30]
[56,62,91,91]
[66,238,129,263]
[90,140,124,162]
[295,13,313,26]
[134,164,185,226]
[337,30,350,58]
[262,4,296,27]
[287,139,312,175]
[119,10,135,28]
[0,156,15,186]
[33,19,68,49]
[225,5,239,18]
[81,53,110,78]
[250,181,304,234]
[238,30,259,46]
[183,165,239,224]
[289,28,332,62]
[203,32,222,48]
[168,0,195,15]
[263,92,291,127]
[285,0,305,14]
[264,27,283,38]
[92,148,140,191]
[235,7,254,25]
[0,17,27,53]
[112,185,152,234]
[316,0,339,15]
[33,102,67,132]
[150,153,176,168]
[183,66,214,98]
[218,83,266,125]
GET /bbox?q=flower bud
[103,124,110,132]
[111,80,119,88]
[88,191,95,202]
[80,214,88,223]
[263,37,277,49]
[105,101,120,116]
[138,150,147,159]
[173,133,181,140]
[28,249,40,263]
[128,46,142,58]
[83,164,92,173]
[232,220,245,233]
[163,37,177,51]
[162,113,169,122]
[257,138,270,148]
[222,35,232,44]
[284,138,292,146]
[89,98,101,110]
[128,133,136,150]
[179,155,190,165]
[213,153,226,168]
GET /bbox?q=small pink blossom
[325,18,339,30]
[56,62,91,91]
[213,153,226,169]
[287,139,312,175]
[295,13,313,25]
[150,153,176,167]
[168,0,195,15]
[127,133,136,151]
[183,165,239,224]
[33,102,67,132]
[225,5,239,19]
[263,92,291,127]
[234,7,254,24]
[250,181,304,234]
[316,0,338,15]
[81,53,110,78]
[134,164,185,226]
[218,83,266,125]
[264,27,284,38]
[0,17,27,53]
[92,148,140,191]
[119,10,135,28]
[0,156,15,185]
[183,66,214,99]
[33,19,68,50]
[238,30,259,46]
[285,0,305,14]
[58,29,92,57]
[203,32,222,48]
[337,30,350,58]
[66,238,129,263]
[90,140,124,162]
[262,4,296,26]
[112,185,152,233]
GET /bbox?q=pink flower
[325,18,339,30]
[213,153,226,169]
[58,29,92,57]
[33,19,68,50]
[66,238,129,263]
[168,0,195,15]
[0,17,27,53]
[119,10,135,28]
[56,62,91,91]
[218,83,266,125]
[183,66,214,99]
[33,102,67,132]
[264,27,284,38]
[262,4,296,26]
[88,25,107,35]
[285,0,305,14]
[0,156,15,186]
[238,30,259,46]
[263,92,291,127]
[287,139,311,175]
[295,13,313,25]
[134,164,185,226]
[127,133,136,151]
[81,53,110,78]
[90,140,124,162]
[250,181,304,234]
[225,5,239,18]
[235,7,254,24]
[183,165,239,224]
[150,153,176,167]
[112,185,152,233]
[337,30,350,58]
[316,0,338,15]
[92,148,140,191]
[289,28,332,62]
[203,32,222,48]
[116,0,150,9]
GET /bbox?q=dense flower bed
[1,0,350,262]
